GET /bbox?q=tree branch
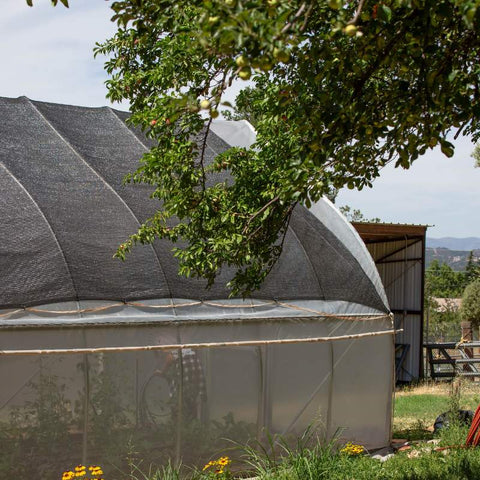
[260,204,295,277]
[278,2,308,37]
[243,196,280,234]
[199,116,212,195]
[348,0,367,26]
[300,4,314,33]
[454,119,470,140]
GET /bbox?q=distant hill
[426,248,480,271]
[427,237,480,251]
[425,237,480,270]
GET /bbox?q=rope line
[0,329,399,356]
[0,309,23,318]
[127,301,202,309]
[27,303,125,315]
[276,301,390,321]
[203,300,276,308]
[0,300,391,323]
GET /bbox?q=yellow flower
[62,472,75,480]
[203,456,231,475]
[203,461,214,470]
[340,442,365,456]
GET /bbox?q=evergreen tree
[465,251,480,283]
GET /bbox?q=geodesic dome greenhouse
[0,96,394,478]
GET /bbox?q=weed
[127,460,182,480]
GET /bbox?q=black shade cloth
[0,96,387,312]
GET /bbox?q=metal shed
[352,223,428,382]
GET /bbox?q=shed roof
[0,96,389,314]
[353,222,428,243]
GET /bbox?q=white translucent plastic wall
[0,317,393,477]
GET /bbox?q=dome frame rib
[0,161,78,302]
[26,97,172,298]
[288,223,326,300]
[301,208,381,306]
[104,106,174,298]
[308,199,389,311]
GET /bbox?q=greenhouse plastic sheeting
[0,314,393,478]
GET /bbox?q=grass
[133,382,480,479]
[135,424,480,480]
[241,417,480,480]
[251,438,480,480]
[392,381,480,441]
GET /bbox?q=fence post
[461,321,474,378]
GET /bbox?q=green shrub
[462,280,480,326]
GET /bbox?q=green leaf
[50,0,69,6]
[448,70,458,82]
[440,140,455,158]
[378,5,392,22]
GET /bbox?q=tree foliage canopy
[33,0,480,296]
[462,279,480,325]
[425,260,468,299]
[338,205,381,223]
[472,142,480,167]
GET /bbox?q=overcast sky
[2,0,479,238]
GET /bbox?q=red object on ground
[465,404,480,446]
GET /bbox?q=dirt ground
[396,380,480,397]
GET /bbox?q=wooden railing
[424,342,480,379]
